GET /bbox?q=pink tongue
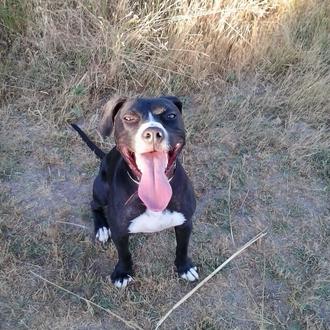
[135,152,172,212]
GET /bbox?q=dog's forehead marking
[127,99,169,117]
[152,106,166,115]
[140,112,164,128]
[148,111,156,122]
[133,112,170,154]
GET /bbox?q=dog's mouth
[121,143,182,180]
[120,143,183,212]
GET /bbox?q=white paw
[180,267,199,282]
[95,227,111,243]
[114,276,133,288]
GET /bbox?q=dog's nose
[142,127,165,144]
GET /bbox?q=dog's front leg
[91,200,110,243]
[174,223,199,282]
[111,234,133,288]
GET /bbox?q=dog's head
[99,96,185,212]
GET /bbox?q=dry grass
[0,0,306,125]
[1,0,329,329]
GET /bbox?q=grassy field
[0,0,329,329]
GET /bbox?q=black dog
[72,96,198,288]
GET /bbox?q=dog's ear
[98,96,127,137]
[160,96,182,113]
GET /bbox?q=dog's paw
[180,266,199,282]
[95,227,111,243]
[110,263,133,288]
[113,275,133,288]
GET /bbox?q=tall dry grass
[0,0,329,128]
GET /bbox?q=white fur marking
[95,227,110,243]
[181,267,199,282]
[114,276,133,288]
[134,112,170,154]
[128,209,186,234]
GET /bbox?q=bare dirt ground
[1,1,329,329]
[1,88,329,329]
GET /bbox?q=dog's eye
[167,113,176,119]
[123,115,137,122]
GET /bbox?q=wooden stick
[228,166,235,245]
[30,271,143,330]
[155,231,267,329]
[55,221,88,229]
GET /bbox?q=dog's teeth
[96,227,109,243]
[181,267,199,282]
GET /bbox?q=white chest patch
[128,209,186,234]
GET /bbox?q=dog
[71,96,198,288]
